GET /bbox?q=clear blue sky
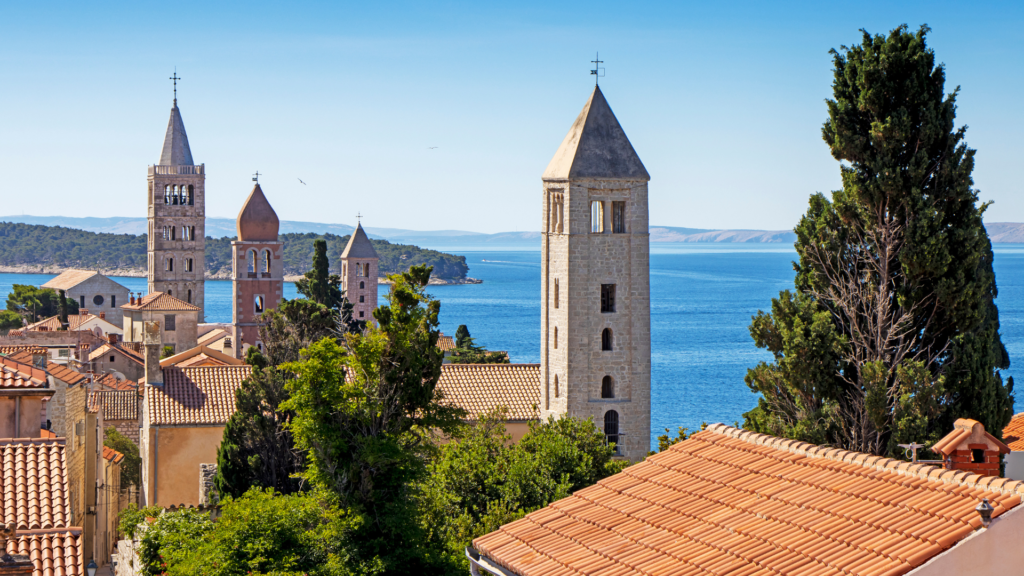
[2,1,1021,232]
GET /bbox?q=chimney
[99,312,105,320]
[143,320,163,386]
[931,418,1011,477]
[31,350,46,368]
[130,294,136,305]
[223,337,233,357]
[79,309,89,316]
[107,333,118,345]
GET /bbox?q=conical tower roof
[159,101,194,166]
[543,86,648,180]
[236,183,280,241]
[341,223,378,259]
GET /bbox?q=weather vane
[590,52,604,86]
[170,69,180,102]
[252,171,260,183]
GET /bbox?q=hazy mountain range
[4,215,1024,245]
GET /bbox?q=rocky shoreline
[0,264,481,285]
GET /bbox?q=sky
[2,1,1022,233]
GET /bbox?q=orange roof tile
[473,424,1024,576]
[437,334,456,351]
[24,312,119,333]
[87,343,143,366]
[932,418,1010,456]
[8,529,82,576]
[122,292,200,312]
[101,445,125,464]
[0,356,48,389]
[0,346,46,356]
[90,389,138,421]
[146,365,252,426]
[437,363,539,421]
[6,351,88,387]
[91,373,138,392]
[1,438,71,531]
[40,269,100,291]
[1004,413,1024,451]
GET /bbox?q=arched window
[172,185,180,205]
[359,281,365,289]
[188,185,195,205]
[554,375,559,398]
[602,328,613,351]
[166,258,174,272]
[604,410,619,452]
[167,289,172,296]
[164,185,171,204]
[554,327,558,349]
[254,295,264,314]
[185,258,193,272]
[355,263,363,277]
[187,289,192,304]
[359,295,365,303]
[248,250,257,275]
[601,375,614,399]
[170,226,176,241]
[364,263,370,277]
[262,250,271,274]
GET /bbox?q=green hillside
[0,222,469,280]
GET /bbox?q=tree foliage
[744,25,1014,455]
[5,284,78,322]
[419,410,626,574]
[104,427,141,489]
[295,239,345,309]
[282,265,465,572]
[0,311,22,331]
[447,324,510,364]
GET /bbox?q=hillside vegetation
[0,222,469,280]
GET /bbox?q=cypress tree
[744,25,1014,455]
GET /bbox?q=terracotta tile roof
[6,351,88,387]
[197,327,231,348]
[146,365,252,426]
[91,373,138,392]
[87,343,143,366]
[1,438,70,531]
[8,530,82,576]
[101,446,124,464]
[122,292,200,312]
[0,346,46,356]
[473,423,1024,576]
[160,345,243,369]
[40,269,99,291]
[0,356,47,389]
[932,418,1010,456]
[437,363,539,421]
[437,334,456,351]
[25,312,119,333]
[1004,413,1024,451]
[90,389,138,421]
[86,391,101,414]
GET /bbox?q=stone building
[231,182,283,357]
[42,270,131,326]
[122,293,200,355]
[340,223,379,324]
[147,95,206,320]
[538,86,651,462]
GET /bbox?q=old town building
[231,182,284,357]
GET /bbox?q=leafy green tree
[282,265,464,572]
[296,239,344,309]
[104,427,141,490]
[139,508,213,576]
[117,503,163,540]
[744,25,1014,455]
[454,325,472,349]
[162,488,382,576]
[419,410,625,574]
[6,284,78,322]
[447,324,509,364]
[215,347,304,499]
[0,310,22,331]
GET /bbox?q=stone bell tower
[340,223,379,325]
[540,85,651,462]
[231,182,284,358]
[147,90,206,320]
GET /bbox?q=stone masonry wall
[199,463,218,505]
[149,168,206,322]
[342,256,379,324]
[108,418,140,444]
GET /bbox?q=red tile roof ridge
[0,436,66,445]
[704,423,1024,498]
[12,527,83,535]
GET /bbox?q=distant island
[4,215,1024,247]
[0,222,471,282]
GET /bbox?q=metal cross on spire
[357,212,363,223]
[252,171,261,183]
[590,52,605,86]
[170,69,181,103]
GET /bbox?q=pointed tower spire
[543,86,648,180]
[159,100,194,166]
[236,183,280,241]
[341,223,378,259]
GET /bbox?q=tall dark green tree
[58,289,68,328]
[744,25,1014,455]
[295,239,344,309]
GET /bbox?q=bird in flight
[298,178,307,185]
[428,146,438,149]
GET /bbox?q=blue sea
[5,242,1024,450]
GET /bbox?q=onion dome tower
[340,223,379,325]
[231,182,283,358]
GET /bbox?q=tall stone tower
[539,86,651,461]
[147,96,206,320]
[340,223,379,325]
[231,183,283,357]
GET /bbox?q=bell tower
[540,85,651,461]
[340,223,379,325]
[231,182,283,358]
[147,91,206,320]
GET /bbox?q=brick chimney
[932,418,1010,477]
[143,320,163,386]
[99,312,105,320]
[107,333,119,345]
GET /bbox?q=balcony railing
[149,164,205,175]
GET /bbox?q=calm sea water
[6,242,1024,450]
